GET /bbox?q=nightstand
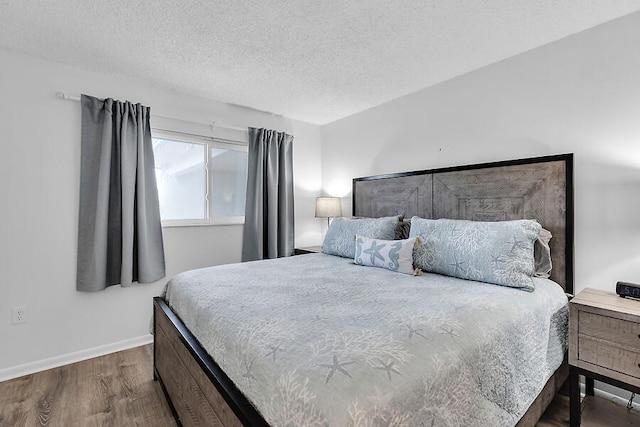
[569,288,640,426]
[293,245,322,255]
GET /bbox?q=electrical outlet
[11,306,27,324]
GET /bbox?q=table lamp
[315,197,342,227]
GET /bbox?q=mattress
[162,253,568,426]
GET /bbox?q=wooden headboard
[352,154,574,293]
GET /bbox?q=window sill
[161,217,244,228]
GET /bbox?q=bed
[153,153,574,427]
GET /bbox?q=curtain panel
[242,127,294,261]
[77,94,165,291]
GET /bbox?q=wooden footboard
[153,297,268,427]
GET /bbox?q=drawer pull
[638,363,640,369]
[638,333,640,339]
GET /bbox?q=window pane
[153,138,206,220]
[210,148,247,217]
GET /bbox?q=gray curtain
[242,127,294,261]
[77,94,165,291]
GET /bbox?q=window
[152,129,248,226]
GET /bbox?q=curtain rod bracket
[57,92,80,101]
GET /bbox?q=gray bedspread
[162,253,568,427]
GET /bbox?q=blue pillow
[354,235,418,274]
[322,216,398,259]
[409,217,542,291]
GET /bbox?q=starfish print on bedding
[405,324,427,340]
[449,260,465,275]
[242,358,257,381]
[437,325,459,341]
[375,359,402,381]
[490,253,504,267]
[263,343,284,362]
[506,234,528,252]
[363,241,385,265]
[318,354,355,384]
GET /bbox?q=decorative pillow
[322,216,398,259]
[409,217,542,291]
[534,228,553,278]
[395,219,411,240]
[356,215,410,240]
[354,235,418,274]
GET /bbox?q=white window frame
[152,128,248,227]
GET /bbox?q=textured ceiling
[2,1,640,125]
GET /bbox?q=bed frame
[154,153,574,426]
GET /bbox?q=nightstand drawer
[579,335,640,379]
[579,311,640,349]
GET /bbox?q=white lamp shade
[315,197,342,218]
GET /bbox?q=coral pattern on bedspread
[162,253,568,427]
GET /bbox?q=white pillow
[354,235,418,275]
[322,216,398,258]
[409,217,541,291]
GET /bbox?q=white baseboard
[593,386,640,410]
[0,335,153,382]
[581,379,640,410]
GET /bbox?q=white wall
[321,11,640,296]
[4,9,640,382]
[0,48,322,377]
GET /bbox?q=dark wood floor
[0,345,176,427]
[536,393,640,427]
[1,344,638,426]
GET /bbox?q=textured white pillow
[322,216,398,258]
[354,235,418,275]
[409,217,541,291]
